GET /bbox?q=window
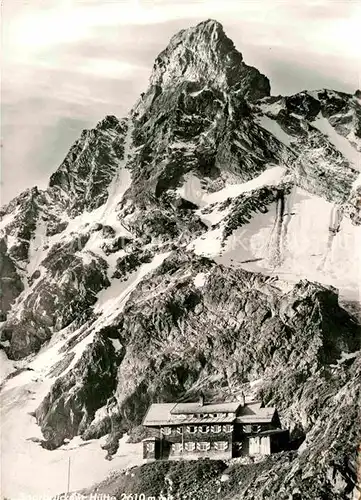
[251,425,261,433]
[172,443,183,453]
[249,437,261,455]
[161,426,171,435]
[200,425,209,434]
[213,413,218,418]
[214,441,228,451]
[236,441,243,451]
[146,442,155,452]
[243,425,252,433]
[187,425,196,434]
[185,442,196,452]
[211,425,221,433]
[223,424,233,433]
[175,414,186,420]
[197,442,211,452]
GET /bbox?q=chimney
[198,392,205,407]
[239,392,245,406]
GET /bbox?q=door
[261,437,270,455]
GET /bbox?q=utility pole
[182,424,184,453]
[66,456,71,496]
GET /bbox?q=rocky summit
[1,19,360,500]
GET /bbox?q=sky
[1,0,361,205]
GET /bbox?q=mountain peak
[149,19,270,100]
[192,18,225,33]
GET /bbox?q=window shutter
[214,441,228,451]
[216,441,228,451]
[197,442,211,451]
[172,443,183,453]
[147,442,155,452]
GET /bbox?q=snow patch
[5,234,18,250]
[0,209,18,232]
[215,187,360,302]
[312,114,361,170]
[1,378,141,499]
[170,141,196,151]
[306,90,320,100]
[91,405,108,426]
[205,166,286,205]
[190,166,288,259]
[199,205,231,226]
[0,350,16,384]
[330,350,360,368]
[337,351,359,364]
[249,378,263,388]
[27,218,48,276]
[189,226,223,257]
[193,272,208,288]
[94,252,171,325]
[0,321,142,498]
[256,115,296,147]
[110,338,122,352]
[347,129,361,153]
[189,88,206,97]
[66,331,97,375]
[259,100,284,117]
[176,173,206,206]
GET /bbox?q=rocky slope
[0,19,360,500]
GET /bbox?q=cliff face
[0,19,360,500]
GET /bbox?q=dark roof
[257,428,288,436]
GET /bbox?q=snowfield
[178,165,287,208]
[311,114,361,170]
[256,115,296,147]
[188,179,360,303]
[216,188,361,302]
[205,166,286,204]
[0,259,172,499]
[1,363,142,499]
